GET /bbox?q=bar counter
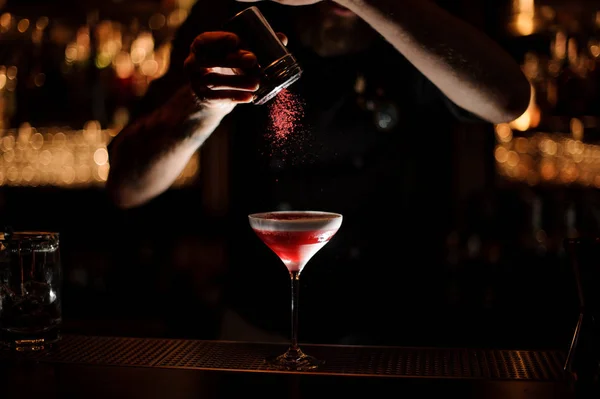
[0,334,575,398]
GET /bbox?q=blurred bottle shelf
[0,122,199,188]
[496,0,600,187]
[0,1,200,188]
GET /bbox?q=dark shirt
[136,1,484,345]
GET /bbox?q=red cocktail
[249,211,342,371]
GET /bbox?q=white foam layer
[284,242,327,273]
[248,211,343,232]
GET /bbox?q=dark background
[0,0,598,351]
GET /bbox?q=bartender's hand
[184,31,287,114]
[236,0,322,5]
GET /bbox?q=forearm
[106,85,227,209]
[335,0,530,123]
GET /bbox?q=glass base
[0,326,61,351]
[265,347,324,371]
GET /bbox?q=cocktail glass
[248,210,342,371]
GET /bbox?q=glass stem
[290,270,300,351]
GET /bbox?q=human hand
[184,31,288,114]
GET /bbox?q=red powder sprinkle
[265,88,313,166]
[267,88,305,149]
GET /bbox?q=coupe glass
[248,210,342,371]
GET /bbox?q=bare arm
[105,0,262,210]
[106,85,230,209]
[334,0,531,123]
[106,25,264,209]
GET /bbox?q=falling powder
[264,88,316,169]
[267,88,305,149]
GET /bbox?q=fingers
[199,72,260,91]
[185,30,292,106]
[188,31,287,71]
[191,82,255,104]
[189,32,257,69]
[190,31,239,54]
[188,68,259,104]
[185,50,257,70]
[204,90,253,103]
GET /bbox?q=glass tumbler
[0,232,62,351]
